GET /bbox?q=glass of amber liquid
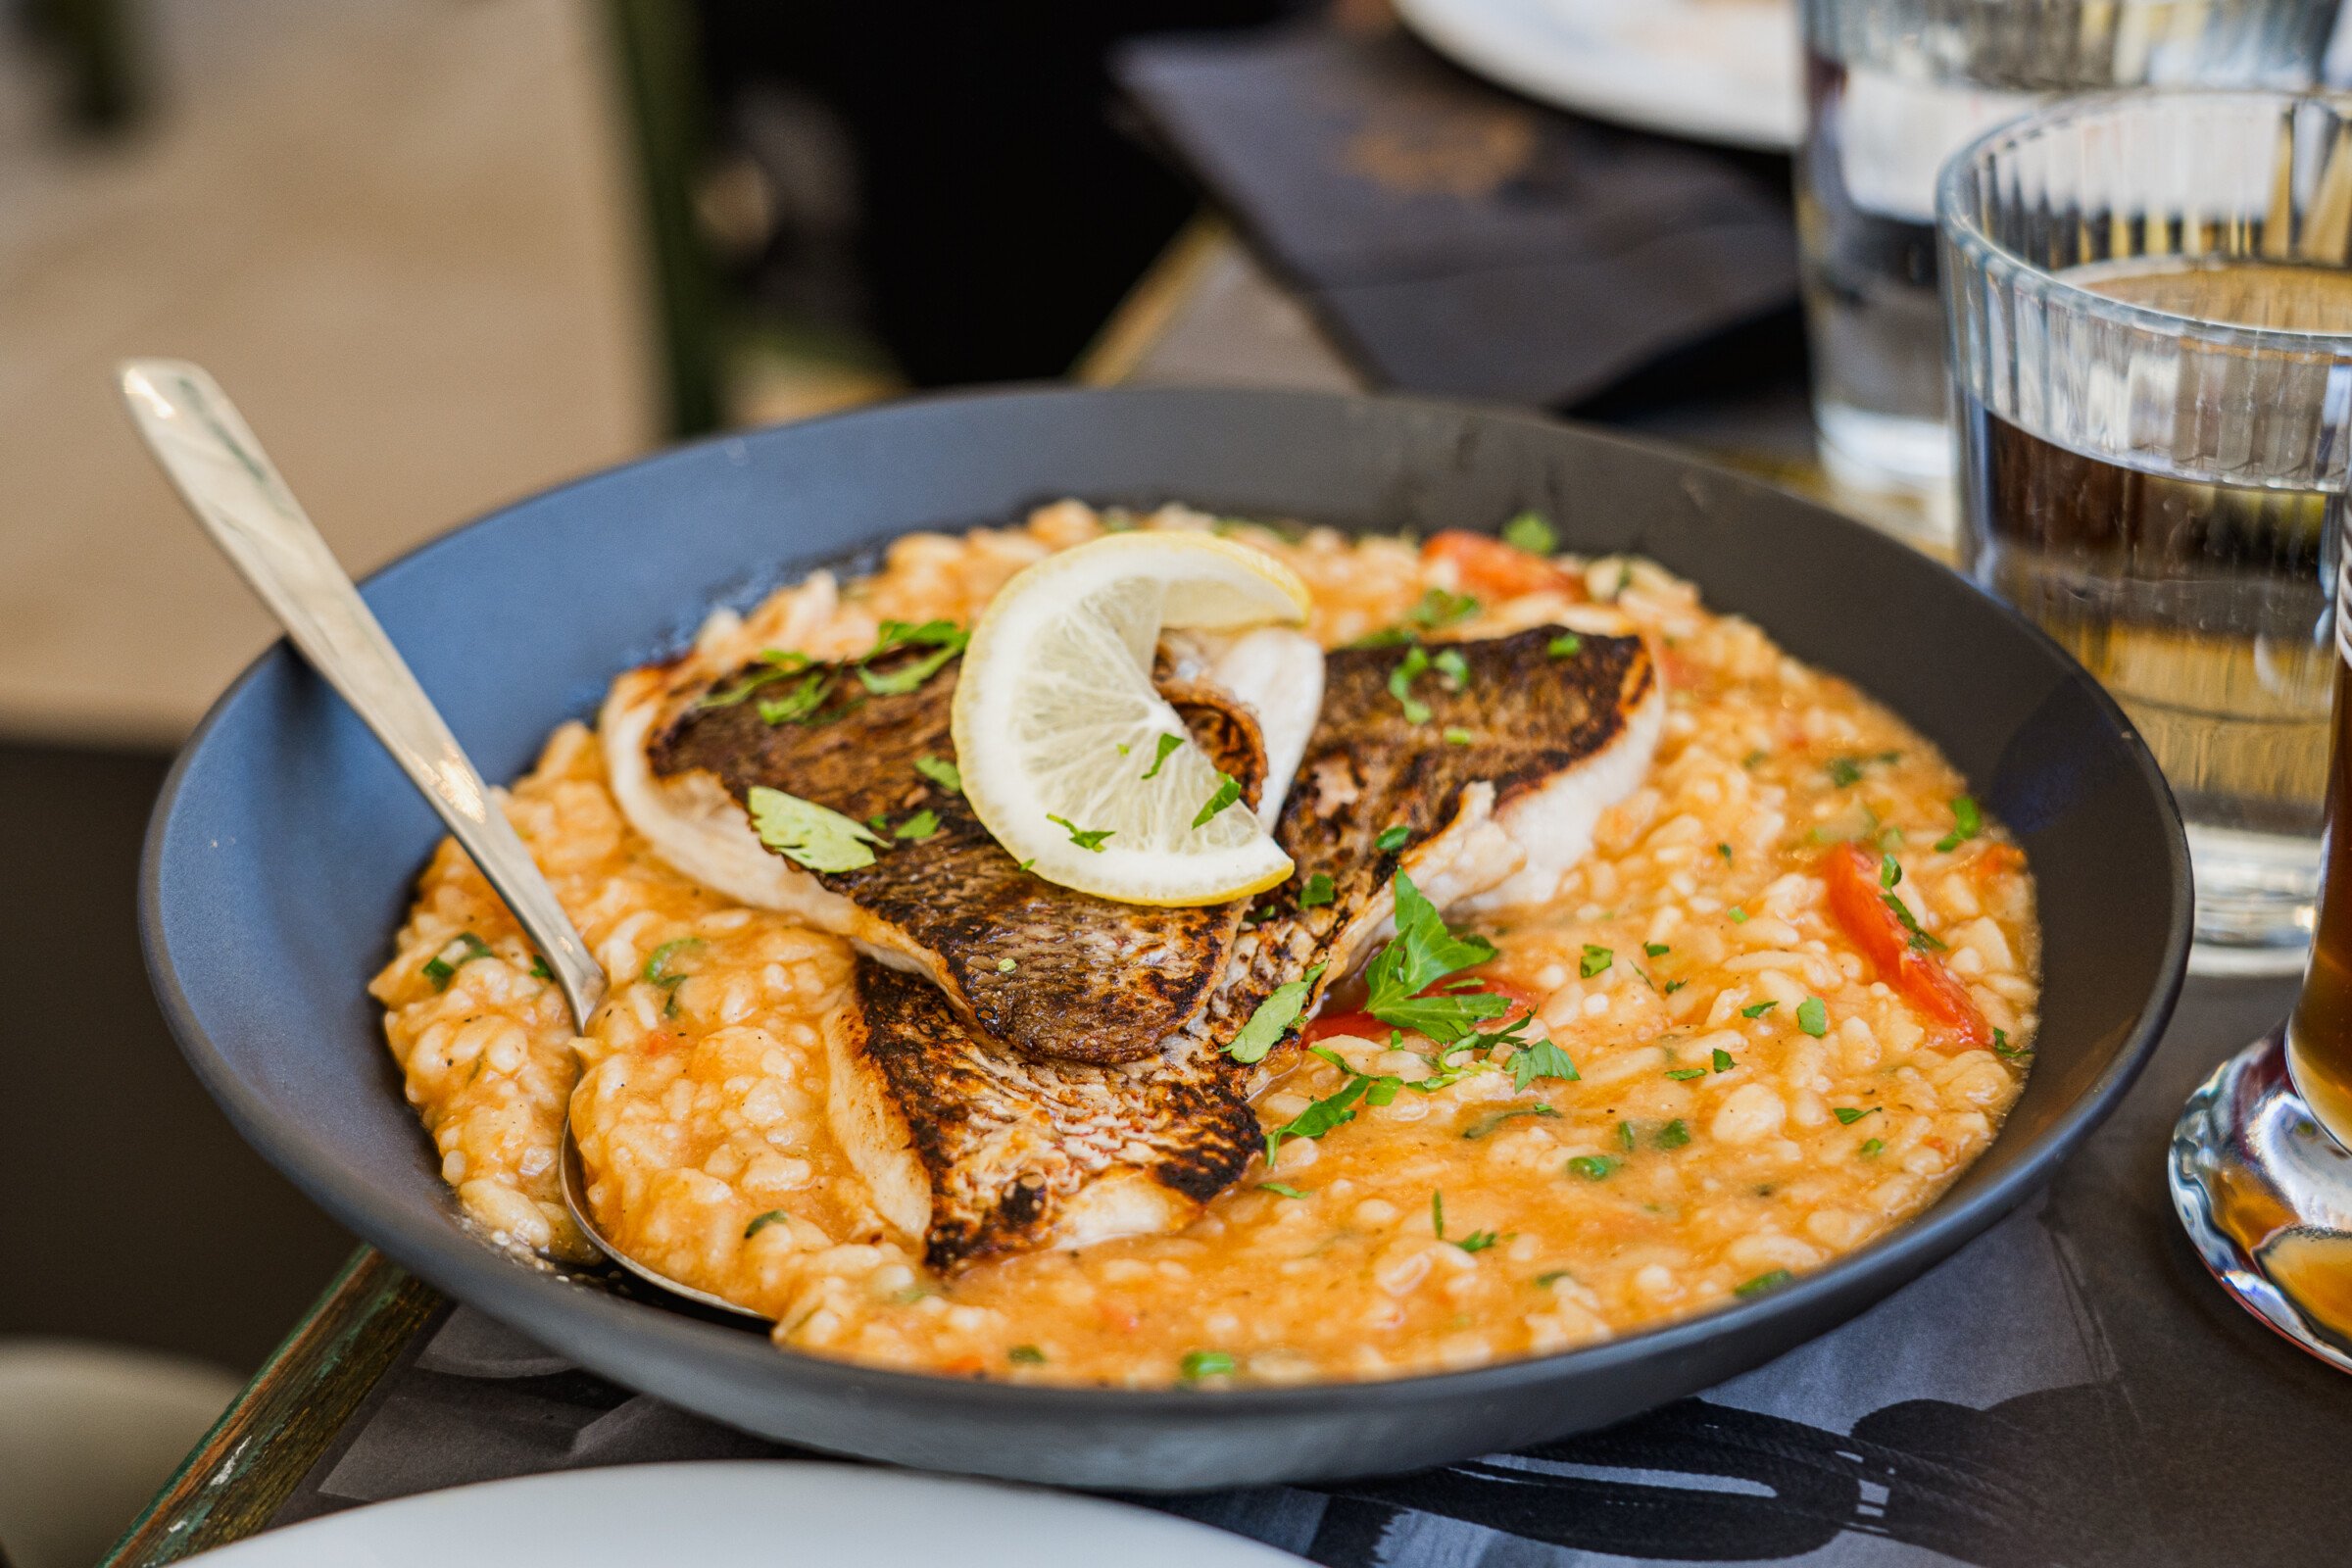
[1941,90,2352,1366]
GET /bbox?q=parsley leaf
[1736,1269,1794,1298]
[914,755,962,793]
[1796,997,1829,1036]
[893,808,942,842]
[1655,1118,1691,1149]
[1410,587,1479,630]
[748,786,884,872]
[743,1210,790,1239]
[1546,632,1583,659]
[1047,814,1114,852]
[1936,795,1984,853]
[1712,1047,1736,1072]
[1432,648,1470,691]
[1510,1039,1580,1092]
[1567,1154,1617,1181]
[756,670,844,726]
[1193,773,1244,829]
[1455,1229,1504,1253]
[694,649,811,710]
[1740,1001,1777,1018]
[1007,1345,1047,1364]
[1463,1103,1559,1139]
[421,932,495,990]
[1580,944,1613,978]
[1833,1105,1879,1125]
[1502,511,1557,555]
[1365,872,1494,1012]
[854,620,967,695]
[1827,757,1864,787]
[1665,1066,1706,1081]
[1298,872,1336,907]
[1644,943,1671,957]
[1443,726,1474,746]
[1180,1350,1236,1380]
[1618,1120,1637,1152]
[1860,1137,1885,1156]
[1376,824,1411,853]
[1880,891,1946,951]
[1389,645,1434,724]
[1225,964,1328,1064]
[1142,732,1184,780]
[996,957,1016,973]
[1257,1181,1309,1200]
[527,955,553,981]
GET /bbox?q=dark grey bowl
[141,386,2188,1490]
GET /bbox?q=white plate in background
[1396,0,1803,150]
[184,1462,1307,1567]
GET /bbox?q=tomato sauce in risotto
[371,504,2037,1386]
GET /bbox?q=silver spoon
[120,358,763,1321]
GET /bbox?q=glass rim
[1936,86,2352,353]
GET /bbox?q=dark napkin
[1114,24,1801,411]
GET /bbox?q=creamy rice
[370,504,2037,1385]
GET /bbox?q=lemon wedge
[952,531,1310,906]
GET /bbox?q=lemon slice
[952,531,1310,906]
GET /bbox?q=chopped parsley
[527,955,553,981]
[1510,1040,1580,1092]
[1546,632,1583,660]
[748,786,884,872]
[1826,751,1900,788]
[1654,1118,1691,1149]
[1502,511,1557,554]
[914,755,962,793]
[1454,1229,1504,1253]
[855,619,968,695]
[1263,1053,1399,1164]
[996,957,1016,973]
[1936,795,1984,853]
[1716,842,1734,863]
[893,808,942,842]
[743,1210,789,1240]
[1430,1190,1503,1252]
[1142,732,1184,780]
[1663,979,1687,994]
[1298,872,1336,907]
[1410,586,1480,630]
[1860,1137,1885,1156]
[1644,943,1671,957]
[1180,1350,1236,1380]
[421,932,494,991]
[1712,1047,1736,1072]
[1742,749,1768,768]
[1443,726,1475,746]
[1735,1269,1794,1298]
[1796,997,1829,1037]
[1665,1066,1706,1081]
[1257,1182,1309,1200]
[1618,1120,1637,1152]
[1225,964,1328,1064]
[1993,1027,2032,1059]
[1728,907,1749,924]
[1581,944,1613,978]
[1362,872,1502,1042]
[1007,1345,1047,1364]
[1567,1154,1618,1181]
[1193,773,1244,828]
[1389,645,1434,724]
[1740,1001,1777,1018]
[1833,1105,1879,1125]
[643,938,703,1016]
[756,670,845,726]
[1047,814,1114,852]
[1463,1103,1559,1139]
[1880,887,1946,952]
[693,648,812,710]
[1376,824,1411,853]
[1432,648,1471,689]
[1882,852,1903,889]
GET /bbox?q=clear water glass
[1939,89,2352,971]
[1798,0,2336,550]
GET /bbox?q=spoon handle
[119,358,607,1031]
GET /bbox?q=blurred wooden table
[100,217,1960,1565]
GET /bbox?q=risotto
[369,503,2037,1386]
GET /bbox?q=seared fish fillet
[832,627,1664,1268]
[613,647,1274,1065]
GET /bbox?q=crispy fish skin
[647,649,1265,1066]
[835,627,1660,1268]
